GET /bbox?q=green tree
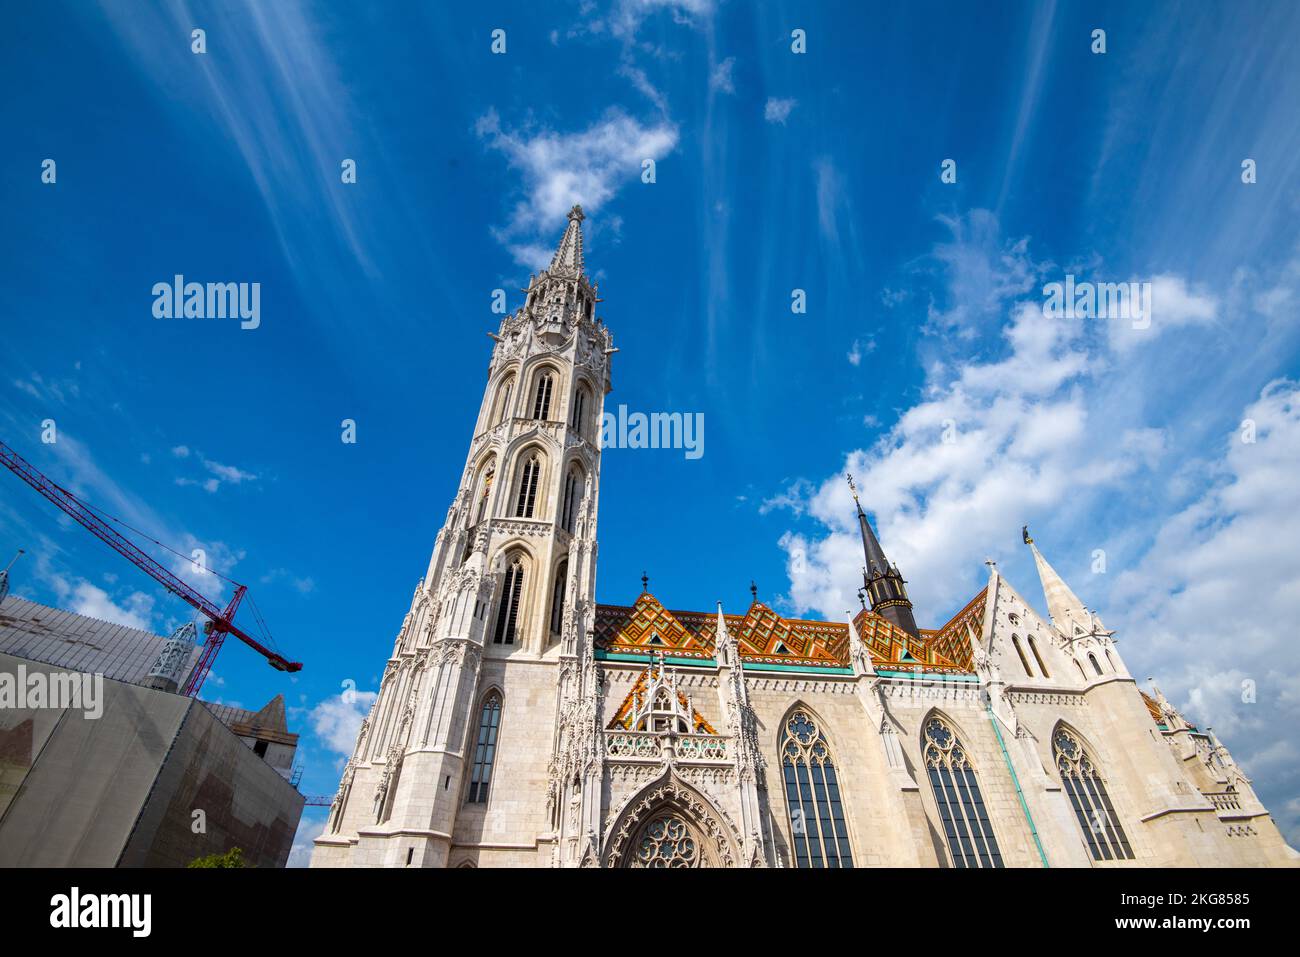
[187,847,248,868]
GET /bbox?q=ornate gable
[606,656,718,734]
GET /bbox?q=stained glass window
[780,710,853,868]
[631,813,701,868]
[1054,727,1134,861]
[923,716,1003,868]
[466,694,502,803]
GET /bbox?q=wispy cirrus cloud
[476,108,678,269]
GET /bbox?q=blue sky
[2,0,1299,863]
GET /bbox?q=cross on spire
[641,570,649,593]
[749,580,758,602]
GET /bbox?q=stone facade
[312,209,1297,869]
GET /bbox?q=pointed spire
[549,205,586,277]
[846,474,919,638]
[1026,537,1092,635]
[0,548,24,606]
[846,610,875,676]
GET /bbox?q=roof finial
[1022,524,1034,545]
[749,580,758,603]
[846,472,860,505]
[641,570,649,593]
[568,204,585,223]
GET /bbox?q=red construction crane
[0,438,302,695]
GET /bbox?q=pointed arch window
[475,464,495,524]
[780,710,853,868]
[514,455,540,518]
[466,694,502,803]
[550,561,567,636]
[571,387,587,435]
[1011,635,1034,677]
[1028,636,1050,678]
[495,377,515,425]
[493,559,524,645]
[923,717,1003,868]
[1054,727,1134,861]
[560,468,582,533]
[1089,653,1103,676]
[532,372,554,420]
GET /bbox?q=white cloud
[171,445,190,458]
[764,97,797,124]
[286,814,326,868]
[607,0,716,38]
[202,458,258,485]
[709,56,736,94]
[847,337,875,367]
[1107,273,1218,354]
[48,576,156,631]
[477,108,678,269]
[310,689,378,759]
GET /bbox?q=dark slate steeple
[847,475,920,638]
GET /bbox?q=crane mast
[0,439,302,695]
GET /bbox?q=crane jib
[0,438,303,690]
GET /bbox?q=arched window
[550,561,567,636]
[1088,653,1103,676]
[560,467,582,533]
[466,694,502,803]
[629,811,709,867]
[493,558,524,645]
[1105,650,1116,672]
[780,710,853,868]
[475,463,495,524]
[494,377,515,426]
[1053,727,1134,861]
[514,454,540,518]
[571,386,588,435]
[1075,660,1087,680]
[532,372,554,420]
[1011,635,1034,677]
[1028,636,1050,678]
[923,716,1003,868]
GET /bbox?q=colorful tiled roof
[594,591,965,671]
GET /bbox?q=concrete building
[0,593,304,867]
[312,208,1297,868]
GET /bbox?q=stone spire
[847,474,919,638]
[1026,533,1097,635]
[549,205,586,277]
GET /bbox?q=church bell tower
[312,206,615,868]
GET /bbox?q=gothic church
[312,208,1296,868]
